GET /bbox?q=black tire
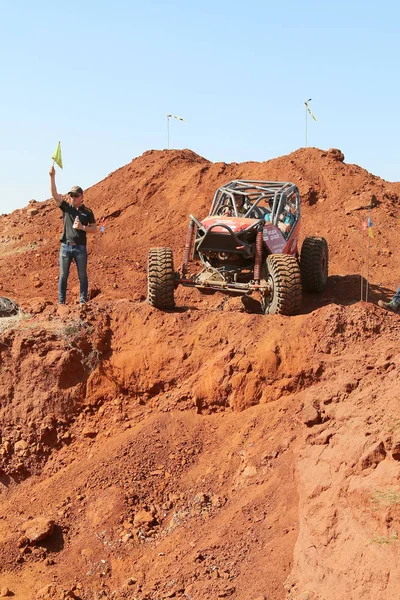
[147,247,175,309]
[300,237,328,292]
[262,254,302,315]
[0,296,19,317]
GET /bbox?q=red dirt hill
[0,148,400,600]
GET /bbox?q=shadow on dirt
[0,472,13,488]
[239,275,396,315]
[302,274,395,313]
[39,525,65,553]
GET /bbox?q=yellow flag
[52,141,63,169]
[305,103,317,121]
[368,227,374,238]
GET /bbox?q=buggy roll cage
[209,180,300,226]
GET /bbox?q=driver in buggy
[220,194,251,216]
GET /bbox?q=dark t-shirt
[59,200,95,246]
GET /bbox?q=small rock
[36,583,58,598]
[14,439,29,454]
[127,577,136,585]
[327,148,345,162]
[21,517,55,543]
[0,588,10,598]
[309,430,333,445]
[211,495,226,508]
[27,208,39,216]
[242,466,257,477]
[133,509,155,528]
[391,435,400,461]
[82,426,98,438]
[360,441,386,470]
[150,469,163,476]
[302,405,321,427]
[3,441,12,455]
[17,535,29,547]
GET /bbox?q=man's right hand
[49,165,56,177]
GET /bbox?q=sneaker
[378,300,400,313]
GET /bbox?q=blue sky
[1,0,399,213]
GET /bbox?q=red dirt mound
[0,148,400,600]
[1,147,399,307]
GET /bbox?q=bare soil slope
[0,148,400,600]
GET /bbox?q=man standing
[378,289,400,313]
[49,165,96,305]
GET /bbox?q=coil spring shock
[254,228,263,282]
[182,220,195,277]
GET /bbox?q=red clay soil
[0,147,400,600]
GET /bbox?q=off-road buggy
[147,180,328,315]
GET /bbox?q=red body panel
[201,216,301,256]
[201,216,255,233]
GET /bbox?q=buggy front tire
[147,247,175,309]
[263,254,302,315]
[300,237,328,292]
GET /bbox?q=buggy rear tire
[147,247,175,309]
[263,254,302,315]
[300,237,328,292]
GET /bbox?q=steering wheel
[216,202,233,216]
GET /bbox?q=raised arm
[49,165,63,206]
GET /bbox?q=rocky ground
[0,147,399,599]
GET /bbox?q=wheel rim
[261,275,274,313]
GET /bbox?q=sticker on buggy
[263,227,286,253]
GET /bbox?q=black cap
[68,186,84,196]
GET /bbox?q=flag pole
[366,208,372,303]
[366,227,370,303]
[361,217,365,301]
[167,115,170,149]
[305,105,308,148]
[304,98,312,147]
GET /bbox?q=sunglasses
[70,193,83,199]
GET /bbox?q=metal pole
[366,235,370,302]
[366,210,371,303]
[167,116,170,149]
[305,105,308,148]
[361,219,365,301]
[304,98,312,148]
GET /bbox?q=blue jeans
[58,244,88,304]
[393,285,400,305]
